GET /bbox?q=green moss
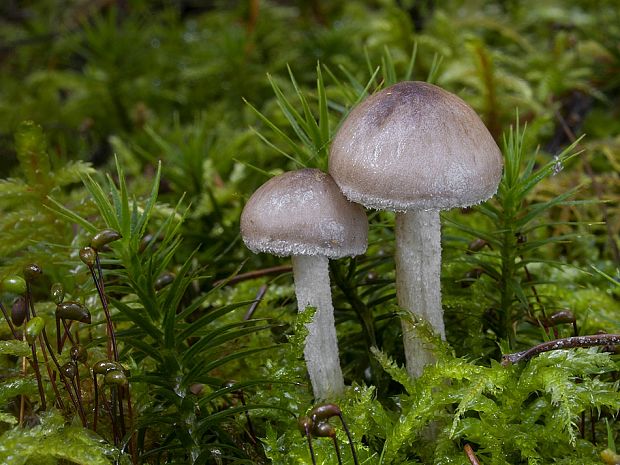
[0,411,126,465]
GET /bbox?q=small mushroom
[330,81,502,377]
[241,168,367,399]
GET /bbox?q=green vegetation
[1,1,619,464]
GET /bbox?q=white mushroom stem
[291,254,345,400]
[395,209,446,378]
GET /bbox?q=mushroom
[240,168,368,399]
[329,81,502,377]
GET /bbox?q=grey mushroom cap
[240,168,368,259]
[329,81,503,211]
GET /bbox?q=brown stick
[244,284,267,320]
[214,265,292,287]
[502,334,620,365]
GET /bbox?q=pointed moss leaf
[45,195,98,233]
[519,349,620,445]
[51,161,95,187]
[0,410,124,465]
[449,363,510,437]
[371,346,415,393]
[0,412,17,426]
[0,178,31,206]
[289,306,313,360]
[0,377,38,405]
[14,121,51,188]
[0,340,30,357]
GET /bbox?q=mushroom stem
[395,209,445,378]
[291,255,345,400]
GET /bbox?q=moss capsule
[154,272,175,291]
[70,344,88,363]
[548,310,576,326]
[93,360,122,375]
[61,362,78,379]
[11,296,27,326]
[313,421,336,438]
[50,283,65,305]
[23,264,43,282]
[79,247,97,267]
[25,316,45,344]
[309,403,342,423]
[104,370,127,386]
[1,276,27,295]
[91,229,122,251]
[56,301,91,324]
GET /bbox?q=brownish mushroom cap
[240,168,368,259]
[329,81,503,211]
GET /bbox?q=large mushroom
[329,81,502,377]
[240,168,368,399]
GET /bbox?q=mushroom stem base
[292,255,345,400]
[395,209,445,378]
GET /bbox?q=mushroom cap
[329,81,503,211]
[240,168,368,258]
